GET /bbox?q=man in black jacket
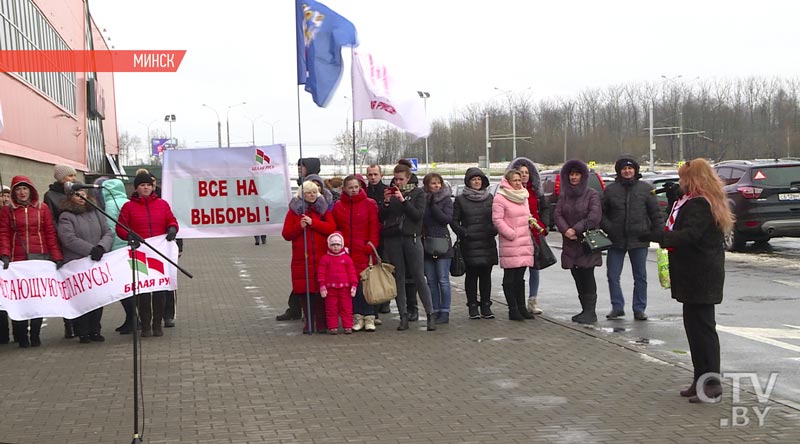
[364,164,386,203]
[601,156,662,321]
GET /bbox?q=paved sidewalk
[1,237,798,444]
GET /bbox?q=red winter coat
[115,192,179,241]
[317,251,358,289]
[331,189,380,273]
[0,176,63,262]
[282,197,336,294]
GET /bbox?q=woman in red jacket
[282,180,336,334]
[115,172,179,338]
[0,176,64,348]
[331,175,380,331]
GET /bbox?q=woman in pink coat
[492,169,535,321]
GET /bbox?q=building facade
[0,0,118,189]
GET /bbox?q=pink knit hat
[328,232,344,248]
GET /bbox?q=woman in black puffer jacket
[451,168,498,320]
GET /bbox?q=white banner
[351,49,432,138]
[0,236,178,321]
[161,145,292,238]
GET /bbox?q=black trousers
[383,236,433,316]
[570,267,597,296]
[501,267,526,289]
[165,291,177,319]
[0,310,9,343]
[465,265,493,306]
[683,303,721,385]
[75,307,103,337]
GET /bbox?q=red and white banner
[351,49,432,138]
[0,236,178,321]
[161,145,292,238]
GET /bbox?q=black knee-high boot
[503,284,524,321]
[518,279,534,319]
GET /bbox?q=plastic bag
[657,248,670,289]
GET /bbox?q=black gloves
[128,232,144,249]
[55,260,64,270]
[1,256,9,270]
[638,230,664,244]
[166,226,178,241]
[90,245,105,261]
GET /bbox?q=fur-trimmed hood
[288,195,328,216]
[560,159,590,198]
[506,157,542,194]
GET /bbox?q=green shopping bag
[657,248,670,289]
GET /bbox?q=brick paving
[1,237,798,444]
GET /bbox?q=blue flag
[296,0,358,107]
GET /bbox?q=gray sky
[89,0,800,164]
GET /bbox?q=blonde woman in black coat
[641,158,734,403]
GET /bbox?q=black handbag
[423,235,451,258]
[582,229,612,254]
[449,240,466,277]
[533,236,557,270]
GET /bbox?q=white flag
[351,50,431,138]
[0,99,4,133]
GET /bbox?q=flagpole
[295,14,313,334]
[349,49,356,174]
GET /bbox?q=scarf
[497,186,529,204]
[462,186,490,202]
[665,194,708,231]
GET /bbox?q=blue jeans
[606,247,648,313]
[527,267,540,300]
[424,257,452,314]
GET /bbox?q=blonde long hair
[678,158,735,233]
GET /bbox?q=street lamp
[494,87,517,159]
[265,120,278,145]
[164,114,176,140]
[417,91,430,172]
[226,101,247,148]
[137,119,157,164]
[202,104,222,148]
[245,114,263,146]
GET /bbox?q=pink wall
[0,0,118,170]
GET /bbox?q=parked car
[712,159,800,251]
[641,173,680,220]
[540,168,606,231]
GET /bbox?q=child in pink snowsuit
[318,232,358,334]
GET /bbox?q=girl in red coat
[317,232,358,334]
[282,181,336,334]
[0,176,64,348]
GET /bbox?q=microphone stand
[76,191,192,444]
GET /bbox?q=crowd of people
[280,155,675,331]
[280,156,733,403]
[0,166,180,348]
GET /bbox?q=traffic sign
[409,158,419,172]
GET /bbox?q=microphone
[64,182,101,194]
